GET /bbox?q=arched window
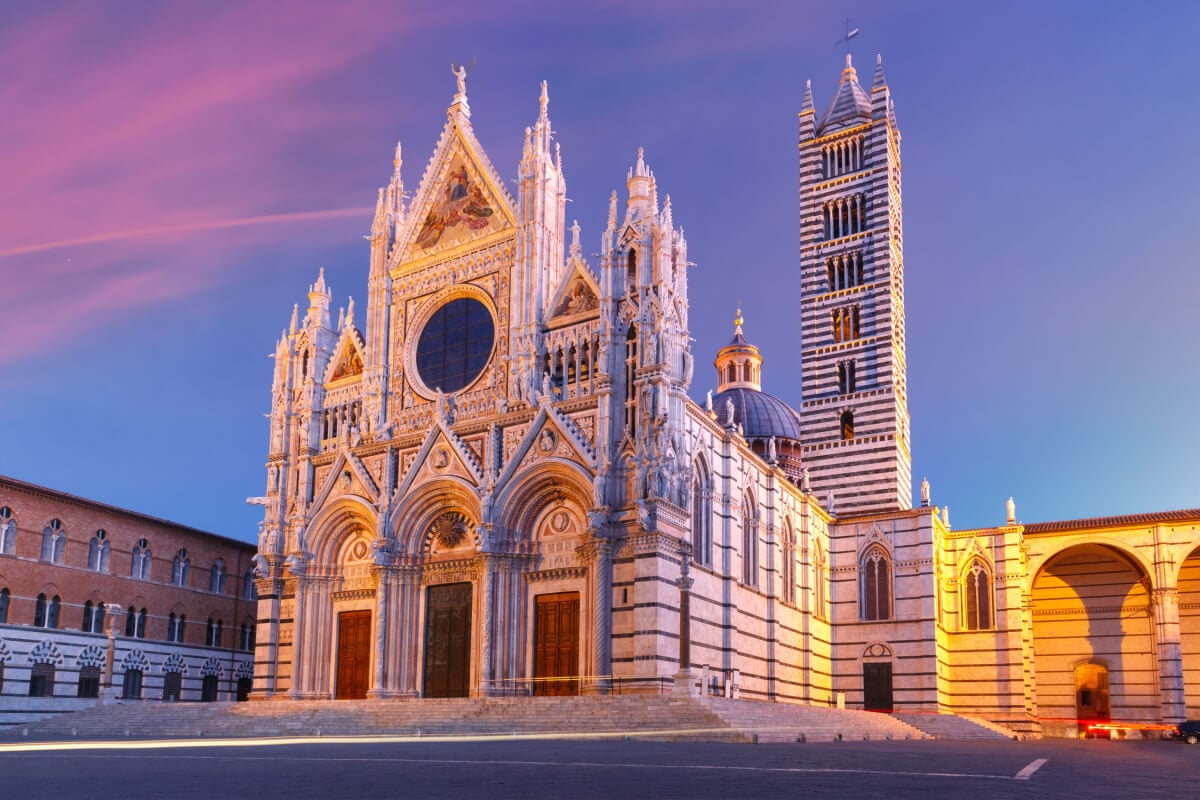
[82,601,105,633]
[201,674,219,702]
[840,410,855,441]
[0,506,15,555]
[88,530,111,572]
[0,587,9,624]
[243,569,257,600]
[41,519,66,564]
[813,542,827,619]
[691,460,712,567]
[624,326,638,437]
[28,662,55,697]
[131,538,151,580]
[168,612,186,643]
[963,558,993,630]
[741,495,759,586]
[172,549,190,587]
[48,595,61,629]
[210,559,226,593]
[860,546,892,621]
[34,593,47,627]
[163,671,182,702]
[206,617,223,647]
[125,606,136,637]
[627,248,637,287]
[137,607,147,638]
[782,523,797,605]
[240,621,255,651]
[77,666,101,698]
[122,668,143,699]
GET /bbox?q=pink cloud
[0,1,454,363]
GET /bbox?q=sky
[2,0,1198,543]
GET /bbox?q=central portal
[534,591,580,696]
[335,610,371,699]
[423,582,472,698]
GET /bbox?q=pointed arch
[860,544,892,621]
[308,496,381,567]
[962,557,994,630]
[813,539,827,619]
[781,519,797,605]
[741,491,760,587]
[691,455,713,567]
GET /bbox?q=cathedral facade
[252,58,1200,736]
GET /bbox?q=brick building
[0,475,256,725]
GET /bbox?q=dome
[711,386,804,443]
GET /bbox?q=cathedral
[251,57,1200,736]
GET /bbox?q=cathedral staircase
[888,712,1016,740]
[703,697,926,743]
[3,697,1015,744]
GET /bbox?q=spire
[608,190,618,228]
[538,79,549,120]
[800,79,814,115]
[734,306,744,337]
[307,268,331,328]
[371,187,387,236]
[818,53,872,134]
[289,304,299,334]
[627,148,653,213]
[872,53,887,92]
[345,296,355,327]
[392,140,403,180]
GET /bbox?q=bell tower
[798,54,911,515]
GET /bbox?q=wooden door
[862,662,893,711]
[534,592,580,696]
[423,583,472,698]
[335,610,371,699]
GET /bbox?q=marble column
[1152,587,1186,723]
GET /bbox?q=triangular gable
[324,327,365,385]
[393,112,517,266]
[394,418,484,499]
[310,449,380,513]
[497,405,595,488]
[546,260,600,326]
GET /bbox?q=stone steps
[704,698,927,743]
[8,697,747,742]
[888,712,1014,740]
[4,696,1024,744]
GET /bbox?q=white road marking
[1013,758,1048,780]
[3,746,1026,781]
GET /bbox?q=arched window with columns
[741,494,759,587]
[963,558,994,630]
[691,458,712,567]
[860,545,892,621]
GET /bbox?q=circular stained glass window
[415,297,495,394]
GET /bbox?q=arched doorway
[1178,545,1200,718]
[1074,661,1110,726]
[1030,543,1152,736]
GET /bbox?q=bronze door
[335,610,371,699]
[863,662,893,711]
[423,583,472,698]
[534,592,580,696]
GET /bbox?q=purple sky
[3,1,1198,542]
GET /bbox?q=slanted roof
[1023,508,1200,534]
[818,54,872,135]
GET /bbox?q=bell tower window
[624,325,638,437]
[840,410,854,440]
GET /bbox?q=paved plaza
[1,735,1197,799]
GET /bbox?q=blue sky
[2,0,1197,541]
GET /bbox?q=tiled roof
[712,386,804,442]
[1023,508,1200,534]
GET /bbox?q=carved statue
[252,553,269,578]
[450,57,475,98]
[920,476,930,506]
[802,467,811,494]
[724,398,736,427]
[767,437,778,462]
[592,469,607,508]
[1006,496,1016,525]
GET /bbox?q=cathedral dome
[711,385,804,443]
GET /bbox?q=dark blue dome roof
[711,387,804,442]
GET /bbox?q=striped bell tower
[797,54,912,515]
